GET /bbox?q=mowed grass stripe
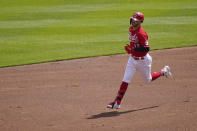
[1,1,196,21]
[1,15,197,29]
[1,1,196,13]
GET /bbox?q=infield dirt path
[0,47,197,131]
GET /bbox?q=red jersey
[129,26,149,57]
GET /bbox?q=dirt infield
[0,47,197,131]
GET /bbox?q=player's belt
[132,56,144,60]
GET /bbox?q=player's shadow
[87,106,159,119]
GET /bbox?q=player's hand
[124,44,132,54]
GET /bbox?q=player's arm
[134,34,150,52]
[134,46,149,52]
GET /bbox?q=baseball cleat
[107,101,120,109]
[162,66,172,78]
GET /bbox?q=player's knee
[122,79,131,84]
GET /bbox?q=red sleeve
[137,32,149,47]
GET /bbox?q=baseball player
[107,12,172,109]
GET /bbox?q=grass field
[0,0,197,67]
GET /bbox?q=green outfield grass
[0,0,197,67]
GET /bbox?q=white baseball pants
[122,54,152,83]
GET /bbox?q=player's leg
[140,66,172,82]
[122,56,136,84]
[107,56,136,109]
[146,54,172,80]
[151,71,164,81]
[107,81,128,109]
[138,54,164,83]
[137,60,152,83]
[117,56,136,104]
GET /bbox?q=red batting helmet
[130,12,144,24]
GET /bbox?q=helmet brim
[130,17,141,22]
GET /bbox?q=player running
[107,12,172,109]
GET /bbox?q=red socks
[151,71,164,81]
[115,82,128,104]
